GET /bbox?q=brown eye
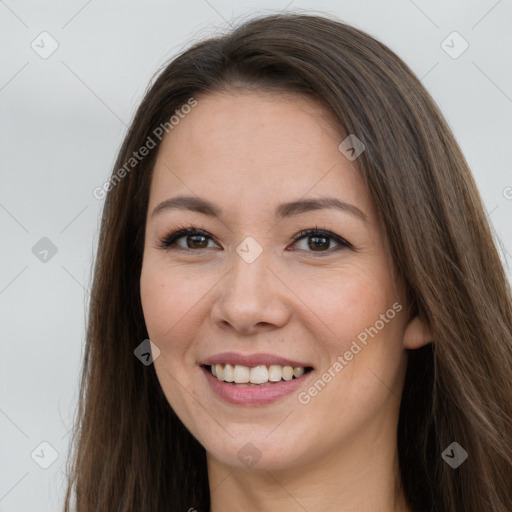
[291,229,351,253]
[186,234,209,249]
[160,228,219,251]
[307,234,330,251]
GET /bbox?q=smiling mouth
[202,363,314,386]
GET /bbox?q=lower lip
[201,366,313,405]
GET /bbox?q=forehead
[148,91,375,222]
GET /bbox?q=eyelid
[157,226,219,251]
[290,228,352,251]
[157,224,353,253]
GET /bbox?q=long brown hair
[64,12,512,512]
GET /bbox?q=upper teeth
[210,363,305,384]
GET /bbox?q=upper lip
[201,352,312,368]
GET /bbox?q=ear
[403,315,432,349]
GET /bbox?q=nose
[210,248,291,335]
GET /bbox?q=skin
[140,90,431,512]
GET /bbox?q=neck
[207,423,411,512]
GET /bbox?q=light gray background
[1,1,511,510]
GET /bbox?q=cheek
[139,261,208,419]
[303,264,406,399]
[140,268,170,340]
[140,261,201,357]
[297,262,398,347]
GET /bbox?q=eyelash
[157,224,353,255]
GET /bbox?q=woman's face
[140,91,423,472]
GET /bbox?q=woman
[64,12,512,512]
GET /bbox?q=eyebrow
[151,195,368,223]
